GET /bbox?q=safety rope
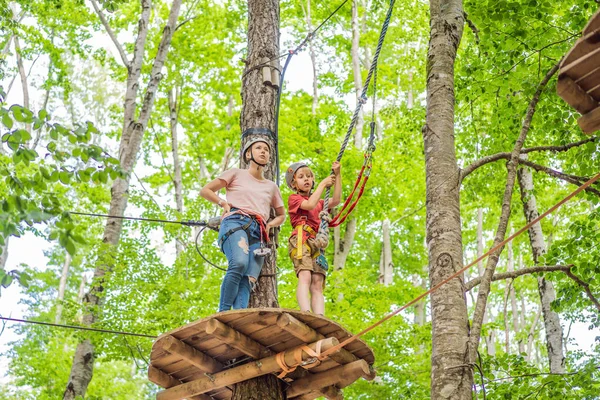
[317,0,396,243]
[317,170,600,360]
[0,316,156,338]
[68,211,209,227]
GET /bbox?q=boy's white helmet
[285,162,308,190]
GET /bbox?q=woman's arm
[200,178,230,213]
[266,206,286,234]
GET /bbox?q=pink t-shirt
[218,168,284,222]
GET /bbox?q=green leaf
[1,111,13,129]
[1,273,13,288]
[65,238,76,255]
[47,141,57,152]
[58,171,71,184]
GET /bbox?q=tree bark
[477,208,495,355]
[63,1,182,398]
[507,241,524,354]
[0,237,8,270]
[333,218,357,271]
[381,219,393,286]
[526,306,542,363]
[169,86,184,257]
[55,253,71,324]
[517,162,565,373]
[233,0,283,398]
[425,1,470,398]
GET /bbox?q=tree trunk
[55,253,71,324]
[507,241,524,353]
[233,0,284,398]
[63,1,182,398]
[382,219,393,286]
[169,86,184,257]
[0,237,8,270]
[425,1,471,398]
[517,162,565,373]
[477,208,495,355]
[526,306,542,363]
[333,218,357,271]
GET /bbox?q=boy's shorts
[288,235,327,277]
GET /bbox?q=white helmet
[241,138,271,166]
[285,162,308,190]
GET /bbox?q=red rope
[319,170,600,360]
[330,174,371,227]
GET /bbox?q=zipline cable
[0,316,156,339]
[68,211,209,227]
[318,170,600,360]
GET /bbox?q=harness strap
[291,223,318,259]
[218,218,253,249]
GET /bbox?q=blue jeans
[217,214,265,312]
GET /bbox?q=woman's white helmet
[242,138,271,165]
[285,162,308,190]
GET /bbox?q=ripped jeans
[217,214,265,312]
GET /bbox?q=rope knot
[358,95,368,105]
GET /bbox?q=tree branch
[564,270,600,313]
[90,0,130,67]
[464,265,572,291]
[461,136,599,181]
[468,61,561,363]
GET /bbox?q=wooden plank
[293,386,342,400]
[575,66,600,92]
[562,28,600,67]
[149,366,180,388]
[557,75,598,114]
[161,335,224,373]
[583,9,600,35]
[578,106,600,134]
[561,45,600,82]
[277,313,359,366]
[588,82,600,101]
[286,360,371,398]
[205,319,271,359]
[156,337,340,400]
[148,366,213,400]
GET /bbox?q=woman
[200,137,285,311]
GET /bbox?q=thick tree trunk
[55,253,71,324]
[234,0,283,398]
[517,163,565,372]
[63,1,182,398]
[425,1,470,398]
[169,86,184,256]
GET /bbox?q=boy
[285,161,341,314]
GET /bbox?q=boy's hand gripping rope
[316,0,395,248]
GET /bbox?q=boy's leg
[296,270,312,312]
[310,273,325,315]
[218,227,251,312]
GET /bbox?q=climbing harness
[218,208,271,257]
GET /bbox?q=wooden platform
[557,9,600,134]
[148,308,376,400]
